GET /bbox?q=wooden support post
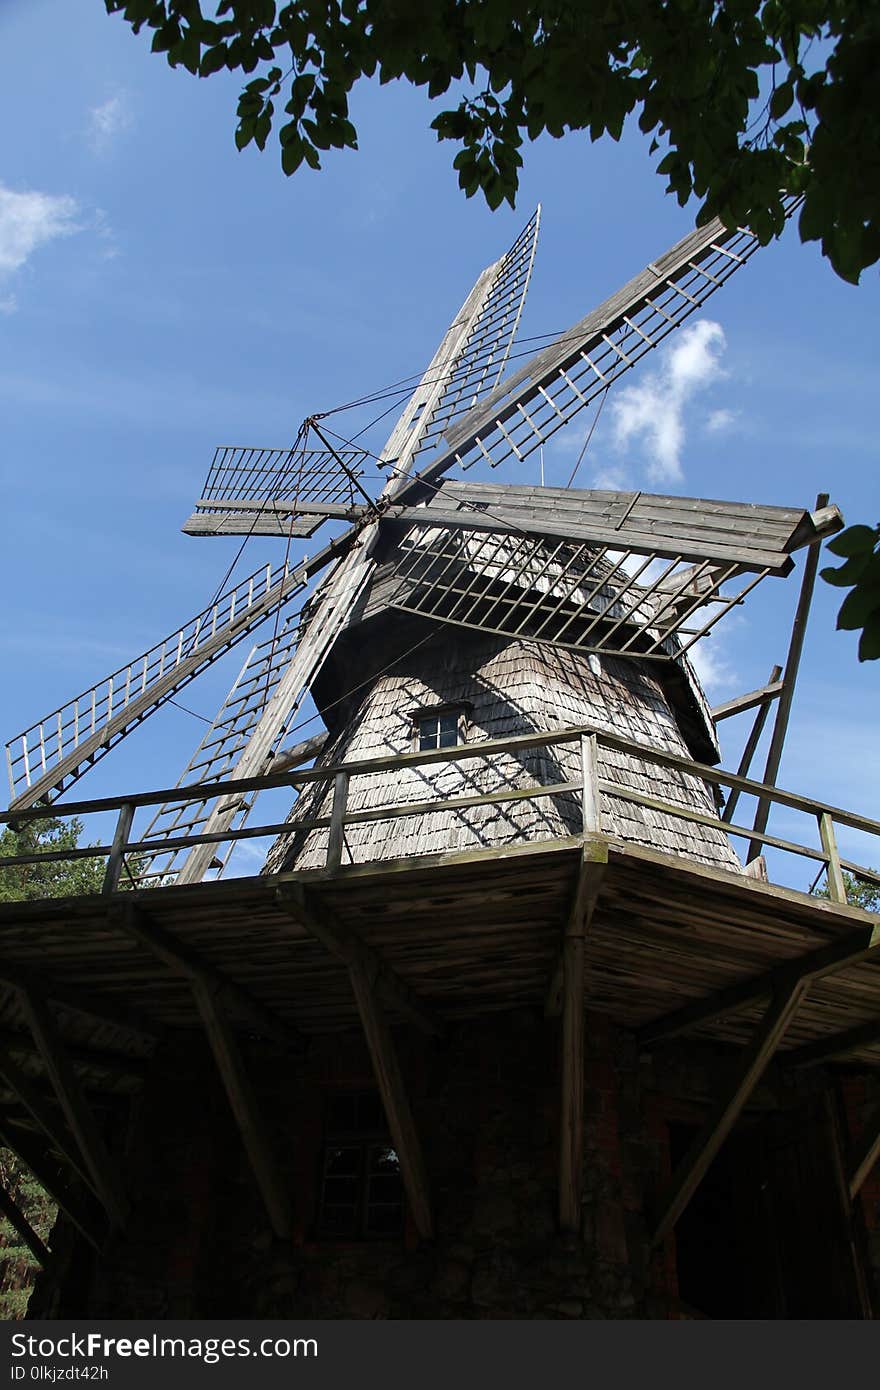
[722,664,782,824]
[0,1116,102,1250]
[347,957,433,1240]
[580,733,601,834]
[747,495,827,861]
[17,990,129,1229]
[553,846,606,1232]
[276,886,444,1039]
[102,800,134,894]
[651,975,809,1244]
[326,770,350,871]
[818,810,847,904]
[545,842,607,1018]
[0,1181,51,1268]
[191,977,291,1239]
[849,1101,880,1201]
[0,1045,94,1191]
[559,920,585,1234]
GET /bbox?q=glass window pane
[368,1175,403,1203]
[323,1176,359,1204]
[438,715,458,735]
[322,1204,358,1236]
[366,1203,403,1235]
[370,1145,400,1173]
[419,722,438,750]
[324,1146,360,1176]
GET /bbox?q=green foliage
[104,1,880,285]
[0,819,102,1315]
[814,868,880,911]
[0,817,106,903]
[820,523,880,661]
[0,1151,56,1321]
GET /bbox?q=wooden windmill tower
[4,205,878,1322]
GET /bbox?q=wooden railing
[1,725,877,904]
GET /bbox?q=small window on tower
[318,1092,403,1240]
[412,705,469,752]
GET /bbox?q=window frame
[317,1091,404,1242]
[409,702,471,755]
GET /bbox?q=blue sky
[1,0,876,884]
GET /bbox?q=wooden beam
[0,1181,51,1268]
[651,976,809,1244]
[850,1101,880,1200]
[17,990,129,1229]
[276,886,444,1039]
[0,965,158,1042]
[191,977,291,1238]
[711,677,784,722]
[747,495,827,861]
[0,1045,94,1190]
[784,1019,880,1070]
[347,957,433,1240]
[721,664,783,823]
[0,1115,102,1250]
[545,841,607,1018]
[111,904,306,1053]
[0,1029,149,1082]
[640,916,880,1048]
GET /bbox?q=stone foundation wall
[33,1010,678,1320]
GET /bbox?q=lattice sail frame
[387,521,768,660]
[185,445,371,539]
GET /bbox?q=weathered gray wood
[641,916,880,1048]
[849,1102,880,1200]
[580,734,601,834]
[102,800,134,895]
[711,678,784,723]
[192,977,291,1238]
[747,496,827,862]
[0,1180,51,1267]
[545,842,608,1018]
[7,721,878,842]
[721,664,783,823]
[819,811,847,903]
[326,770,350,871]
[555,849,606,1233]
[651,976,809,1244]
[0,965,158,1042]
[276,887,443,1038]
[784,1019,880,1070]
[347,957,433,1240]
[111,905,305,1053]
[18,990,129,1228]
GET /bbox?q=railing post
[818,811,847,904]
[580,733,601,834]
[102,802,134,895]
[326,771,350,871]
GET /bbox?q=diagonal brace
[192,977,291,1238]
[276,885,444,1039]
[651,974,810,1245]
[849,1101,880,1201]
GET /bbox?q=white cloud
[88,93,132,154]
[589,463,630,491]
[609,319,727,483]
[706,407,737,434]
[687,635,737,697]
[0,183,81,276]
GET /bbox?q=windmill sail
[396,209,798,502]
[5,558,311,809]
[181,208,542,539]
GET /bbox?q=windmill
[4,203,840,888]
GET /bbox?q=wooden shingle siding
[266,628,738,874]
